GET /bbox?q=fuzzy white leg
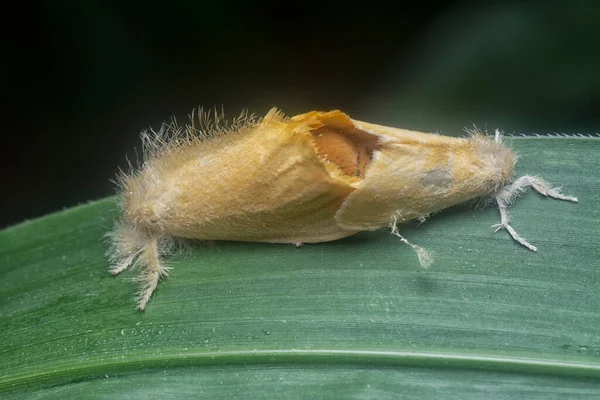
[135,237,170,311]
[390,217,433,268]
[109,253,138,276]
[502,175,578,203]
[107,222,146,276]
[492,197,537,251]
[493,175,578,251]
[529,177,578,202]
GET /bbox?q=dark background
[3,0,599,228]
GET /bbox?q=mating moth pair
[108,109,577,310]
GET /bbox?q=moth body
[108,108,577,310]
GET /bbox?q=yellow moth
[108,108,578,310]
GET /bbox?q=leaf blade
[1,137,599,397]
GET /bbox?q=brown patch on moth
[108,108,578,310]
[310,127,380,179]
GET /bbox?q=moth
[108,108,578,310]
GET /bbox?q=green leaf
[1,137,599,399]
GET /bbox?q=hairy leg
[389,215,433,268]
[493,175,578,251]
[134,237,171,310]
[107,222,145,275]
[107,222,171,310]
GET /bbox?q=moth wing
[335,117,463,230]
[334,144,426,230]
[292,111,451,231]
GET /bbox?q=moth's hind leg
[107,222,171,310]
[134,236,171,310]
[492,175,578,251]
[107,222,145,275]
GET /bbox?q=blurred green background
[3,0,599,228]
